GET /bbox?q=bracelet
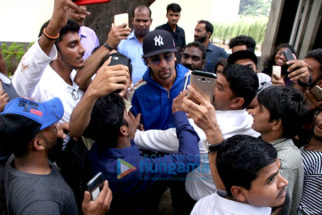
[103,42,114,51]
[43,28,60,40]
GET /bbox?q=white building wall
[0,0,53,42]
[150,0,240,43]
[0,0,240,43]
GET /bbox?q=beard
[194,35,207,43]
[135,29,148,38]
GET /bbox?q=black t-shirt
[156,23,186,52]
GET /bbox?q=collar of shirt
[214,192,272,214]
[165,22,180,33]
[206,42,216,52]
[270,138,291,146]
[92,141,141,158]
[0,73,11,85]
[79,26,88,39]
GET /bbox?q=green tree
[239,0,272,17]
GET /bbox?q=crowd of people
[0,0,321,214]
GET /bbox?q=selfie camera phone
[310,85,322,101]
[190,70,217,103]
[87,172,105,200]
[283,49,295,62]
[108,52,131,93]
[114,13,129,27]
[74,0,111,5]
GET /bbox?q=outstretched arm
[75,24,131,90]
[182,85,226,191]
[69,58,130,138]
[12,0,88,98]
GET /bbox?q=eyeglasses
[276,51,284,56]
[149,54,174,65]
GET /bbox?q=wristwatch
[103,42,114,51]
[203,139,222,153]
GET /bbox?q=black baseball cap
[228,50,258,66]
[143,30,177,58]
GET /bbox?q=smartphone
[182,71,191,91]
[74,0,111,5]
[190,70,217,103]
[272,65,281,79]
[109,52,131,93]
[283,49,295,62]
[109,52,131,67]
[310,85,322,101]
[87,172,105,200]
[114,13,129,27]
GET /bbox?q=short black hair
[167,3,181,13]
[0,114,41,158]
[217,135,277,196]
[184,41,206,60]
[258,86,308,138]
[198,20,213,35]
[305,48,322,65]
[222,64,259,108]
[228,35,256,52]
[38,19,80,45]
[84,94,126,148]
[133,5,152,18]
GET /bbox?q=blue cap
[1,97,64,130]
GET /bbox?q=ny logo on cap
[154,35,164,47]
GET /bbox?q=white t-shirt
[191,192,271,215]
[12,41,84,123]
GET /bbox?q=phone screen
[87,172,105,200]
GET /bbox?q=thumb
[136,113,141,123]
[83,191,91,206]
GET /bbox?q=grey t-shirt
[4,157,78,215]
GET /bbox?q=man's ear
[231,185,247,203]
[271,118,282,131]
[207,31,212,39]
[31,138,45,151]
[145,58,151,67]
[230,97,245,109]
[119,125,129,137]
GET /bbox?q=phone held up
[114,13,129,27]
[108,52,131,93]
[87,172,105,200]
[310,85,322,101]
[185,70,217,103]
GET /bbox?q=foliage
[212,16,268,48]
[0,42,33,76]
[239,0,272,17]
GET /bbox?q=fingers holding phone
[82,179,112,215]
[182,85,217,132]
[189,70,217,104]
